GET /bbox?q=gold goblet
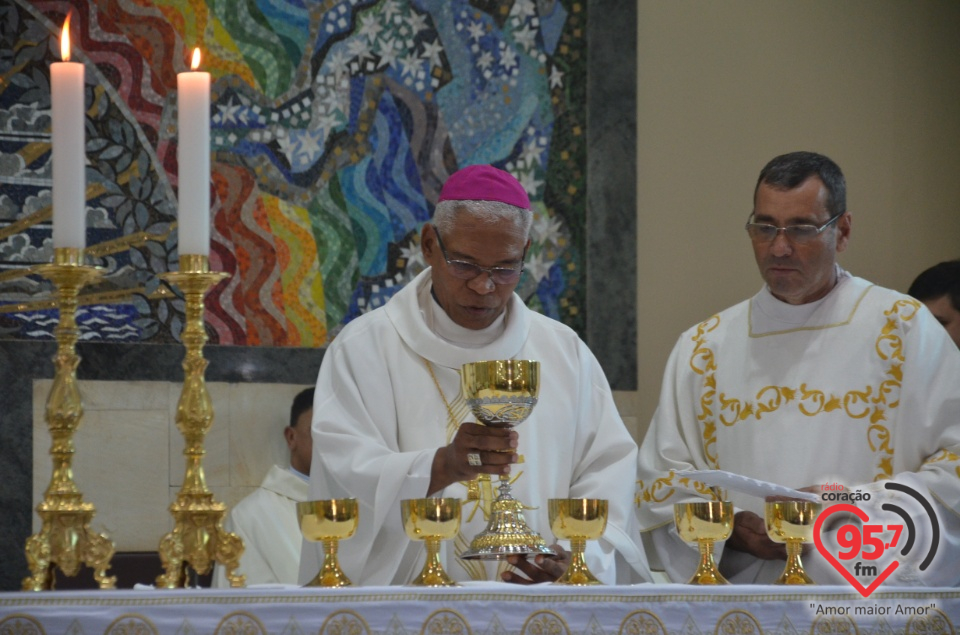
[765,500,821,584]
[548,499,607,585]
[459,360,555,560]
[401,498,461,586]
[297,499,359,587]
[674,501,733,585]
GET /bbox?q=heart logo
[813,503,899,598]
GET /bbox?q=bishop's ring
[467,453,482,467]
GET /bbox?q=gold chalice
[548,499,607,585]
[297,499,358,587]
[765,500,821,584]
[401,498,461,586]
[459,360,555,560]
[674,501,733,585]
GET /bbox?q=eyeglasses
[432,225,525,285]
[745,212,845,243]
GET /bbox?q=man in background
[909,259,960,348]
[214,387,314,587]
[637,151,960,586]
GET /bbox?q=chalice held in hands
[459,360,555,560]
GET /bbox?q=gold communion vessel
[674,500,733,585]
[298,498,359,587]
[459,360,554,560]
[401,498,461,586]
[765,500,821,585]
[549,498,608,585]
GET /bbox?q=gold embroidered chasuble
[636,273,960,585]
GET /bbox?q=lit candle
[51,15,86,249]
[177,48,211,257]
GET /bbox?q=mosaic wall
[0,0,588,346]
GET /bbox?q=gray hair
[432,199,533,239]
[755,151,846,217]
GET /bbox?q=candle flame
[191,47,201,70]
[60,15,71,62]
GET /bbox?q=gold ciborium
[674,501,733,585]
[765,500,821,584]
[401,498,461,586]
[297,499,359,587]
[549,499,607,585]
[459,360,554,560]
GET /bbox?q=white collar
[384,269,530,369]
[419,282,506,348]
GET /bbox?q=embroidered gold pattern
[105,614,159,635]
[639,297,926,510]
[421,609,471,635]
[923,450,960,480]
[214,611,267,635]
[619,610,667,635]
[0,615,44,635]
[320,610,371,635]
[704,299,919,482]
[810,615,859,635]
[906,608,955,635]
[636,470,717,510]
[714,610,762,635]
[521,610,570,635]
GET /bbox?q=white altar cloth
[1,583,957,634]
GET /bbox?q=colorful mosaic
[0,0,587,345]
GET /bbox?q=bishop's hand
[501,546,571,584]
[725,510,787,560]
[427,422,518,495]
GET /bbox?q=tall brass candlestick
[23,247,116,591]
[155,254,245,588]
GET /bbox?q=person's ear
[421,223,437,258]
[284,425,296,451]
[835,212,852,253]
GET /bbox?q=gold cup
[297,499,359,587]
[401,498,461,586]
[674,501,733,585]
[548,499,608,585]
[765,500,821,584]
[458,360,555,560]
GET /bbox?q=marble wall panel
[227,383,311,488]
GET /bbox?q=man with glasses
[637,151,960,585]
[301,164,651,586]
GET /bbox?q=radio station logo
[813,482,940,598]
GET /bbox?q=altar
[1,584,957,635]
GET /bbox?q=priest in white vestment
[213,388,314,587]
[300,165,651,586]
[637,152,960,587]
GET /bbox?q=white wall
[635,1,960,438]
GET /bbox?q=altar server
[213,388,313,587]
[637,151,960,586]
[300,165,651,586]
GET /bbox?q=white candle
[51,15,86,249]
[177,48,211,257]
